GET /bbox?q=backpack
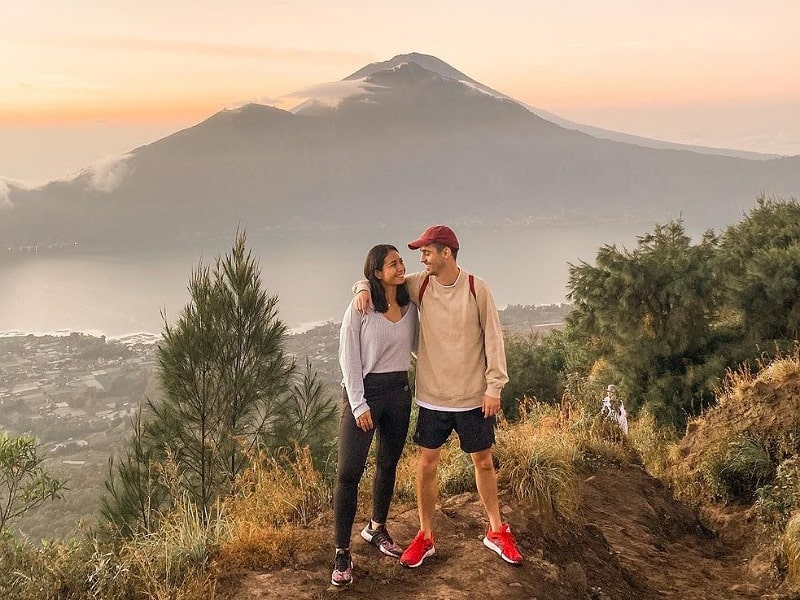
[418,273,476,304]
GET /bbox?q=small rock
[564,562,588,595]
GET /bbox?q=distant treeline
[500,303,572,332]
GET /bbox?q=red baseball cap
[408,225,459,250]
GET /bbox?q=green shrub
[717,435,774,501]
[756,457,800,532]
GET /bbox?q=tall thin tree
[102,230,297,528]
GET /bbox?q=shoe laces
[371,524,394,547]
[334,550,351,571]
[411,530,432,548]
[493,526,515,546]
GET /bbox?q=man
[354,224,522,567]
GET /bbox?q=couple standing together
[332,224,523,586]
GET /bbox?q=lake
[0,221,674,338]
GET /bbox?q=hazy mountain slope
[529,106,783,160]
[3,56,800,250]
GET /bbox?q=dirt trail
[219,463,792,599]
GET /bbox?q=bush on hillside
[0,433,67,538]
[756,456,800,532]
[502,330,565,419]
[627,407,679,480]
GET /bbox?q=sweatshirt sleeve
[404,271,426,306]
[475,281,509,398]
[338,300,369,418]
[353,270,426,304]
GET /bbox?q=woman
[331,244,418,587]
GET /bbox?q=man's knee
[471,449,495,472]
[417,449,440,474]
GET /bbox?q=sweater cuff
[485,385,503,399]
[352,403,370,419]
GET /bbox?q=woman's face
[375,249,406,287]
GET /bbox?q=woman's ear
[374,270,383,280]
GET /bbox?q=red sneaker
[400,531,435,568]
[483,523,523,564]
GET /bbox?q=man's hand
[356,409,374,431]
[482,394,501,419]
[355,289,372,314]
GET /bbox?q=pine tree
[717,197,800,341]
[266,358,338,467]
[102,230,297,528]
[100,406,166,536]
[566,220,722,424]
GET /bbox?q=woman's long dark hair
[364,244,410,313]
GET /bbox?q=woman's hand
[356,409,374,431]
[355,290,372,314]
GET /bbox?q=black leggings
[333,371,411,548]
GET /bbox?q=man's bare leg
[471,447,502,532]
[417,447,441,537]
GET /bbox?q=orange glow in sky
[2,1,799,183]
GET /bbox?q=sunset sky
[2,0,799,184]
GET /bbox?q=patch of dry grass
[215,447,330,571]
[715,342,800,406]
[784,512,800,587]
[494,400,581,520]
[628,408,679,480]
[0,495,222,600]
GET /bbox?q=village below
[0,303,570,540]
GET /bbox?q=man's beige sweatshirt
[357,268,508,410]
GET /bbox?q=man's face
[419,244,447,275]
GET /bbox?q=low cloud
[0,177,27,209]
[0,179,10,208]
[283,80,378,112]
[82,154,132,193]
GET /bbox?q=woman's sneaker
[483,523,523,564]
[399,531,435,568]
[360,522,403,558]
[331,549,353,586]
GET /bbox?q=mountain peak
[344,52,477,84]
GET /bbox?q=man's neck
[434,264,460,286]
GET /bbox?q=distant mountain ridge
[2,52,799,249]
[339,52,781,160]
[344,52,480,84]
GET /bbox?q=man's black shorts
[413,405,496,453]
